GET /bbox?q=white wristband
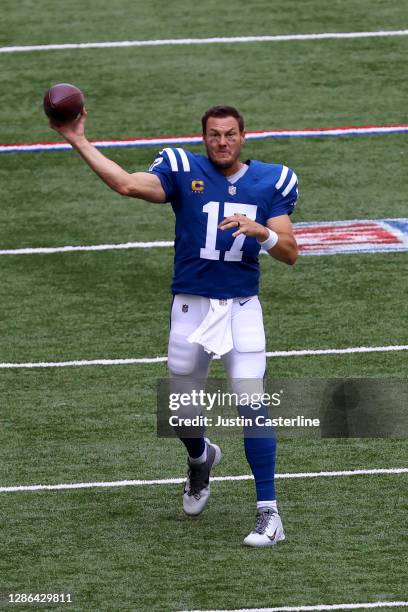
[257,228,279,251]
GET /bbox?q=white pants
[168,294,266,381]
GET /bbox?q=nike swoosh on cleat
[239,299,251,306]
[267,528,278,541]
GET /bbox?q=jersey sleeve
[148,148,176,201]
[148,147,191,202]
[267,165,299,218]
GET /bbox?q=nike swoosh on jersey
[239,298,251,306]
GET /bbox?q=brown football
[43,83,85,123]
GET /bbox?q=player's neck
[220,160,245,177]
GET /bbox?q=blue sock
[180,437,206,459]
[239,404,277,501]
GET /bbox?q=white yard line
[0,241,174,255]
[0,356,168,368]
[1,30,408,53]
[180,601,408,612]
[1,467,407,494]
[0,344,407,369]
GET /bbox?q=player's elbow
[283,243,298,265]
[116,182,138,197]
[287,250,298,265]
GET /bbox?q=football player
[50,105,298,547]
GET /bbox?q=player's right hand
[49,108,88,144]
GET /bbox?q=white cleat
[243,507,286,547]
[183,439,222,516]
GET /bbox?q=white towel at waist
[187,298,233,356]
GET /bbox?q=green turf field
[1,1,407,611]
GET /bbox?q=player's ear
[240,131,246,145]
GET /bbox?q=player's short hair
[201,105,244,134]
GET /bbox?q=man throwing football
[50,105,298,546]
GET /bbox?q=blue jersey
[149,147,298,299]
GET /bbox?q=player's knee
[230,376,264,397]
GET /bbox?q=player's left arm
[218,213,298,265]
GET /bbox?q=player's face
[203,116,245,173]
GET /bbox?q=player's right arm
[49,111,166,203]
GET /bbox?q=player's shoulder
[150,147,201,173]
[250,159,298,194]
[250,159,295,180]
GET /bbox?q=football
[43,83,85,123]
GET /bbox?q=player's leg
[221,297,285,546]
[168,294,221,515]
[168,294,211,460]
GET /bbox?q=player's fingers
[231,228,245,238]
[218,216,235,227]
[218,220,240,230]
[219,215,244,227]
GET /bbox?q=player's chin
[212,155,235,169]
